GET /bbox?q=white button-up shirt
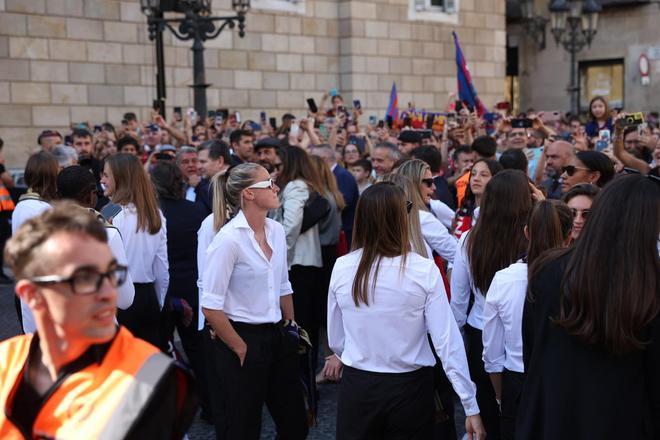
[419,209,457,263]
[112,204,169,308]
[202,210,293,324]
[196,213,216,330]
[450,231,486,330]
[482,261,527,374]
[328,249,480,417]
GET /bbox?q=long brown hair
[277,146,324,194]
[351,183,410,307]
[526,200,572,266]
[467,170,532,293]
[105,153,162,234]
[555,175,659,355]
[24,151,59,201]
[380,173,427,258]
[310,155,346,210]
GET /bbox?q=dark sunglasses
[571,209,590,220]
[421,178,434,188]
[406,200,414,213]
[562,165,591,177]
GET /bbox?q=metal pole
[191,35,208,119]
[154,12,167,119]
[569,19,578,115]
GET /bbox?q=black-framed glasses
[562,165,591,177]
[421,178,434,188]
[571,209,590,220]
[406,201,414,213]
[30,265,128,295]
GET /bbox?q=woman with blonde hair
[202,163,308,439]
[101,153,169,348]
[397,159,457,264]
[327,183,485,439]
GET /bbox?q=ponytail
[210,163,261,232]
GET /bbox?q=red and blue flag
[386,82,399,121]
[453,31,487,116]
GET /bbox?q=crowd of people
[0,91,658,440]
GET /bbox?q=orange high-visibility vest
[0,327,174,439]
[0,184,14,212]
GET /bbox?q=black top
[333,165,359,247]
[518,251,660,439]
[9,331,197,439]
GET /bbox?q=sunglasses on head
[421,178,434,188]
[562,165,591,176]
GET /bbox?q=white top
[202,210,293,324]
[112,204,169,308]
[419,209,457,263]
[450,232,486,330]
[429,199,454,229]
[482,261,527,374]
[11,199,51,234]
[328,249,480,416]
[273,179,322,269]
[196,214,216,330]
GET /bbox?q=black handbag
[300,191,331,234]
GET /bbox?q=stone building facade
[508,0,660,114]
[0,0,505,166]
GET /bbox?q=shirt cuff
[462,397,480,417]
[201,291,225,310]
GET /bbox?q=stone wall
[513,3,660,113]
[0,0,505,166]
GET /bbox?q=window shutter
[444,0,456,13]
[415,0,426,12]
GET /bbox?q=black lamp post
[549,0,601,115]
[140,0,250,119]
[519,0,548,50]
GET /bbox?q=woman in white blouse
[450,169,535,440]
[101,153,169,349]
[202,163,308,440]
[482,199,572,440]
[328,183,485,439]
[12,151,59,333]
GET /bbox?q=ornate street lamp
[549,0,601,114]
[519,0,549,50]
[140,0,250,118]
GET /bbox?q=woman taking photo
[101,153,169,349]
[454,159,503,239]
[202,163,308,440]
[451,169,535,440]
[327,183,485,440]
[562,183,599,242]
[482,200,572,440]
[274,146,325,366]
[517,174,659,439]
[560,150,614,193]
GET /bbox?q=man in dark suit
[196,140,231,216]
[310,144,359,248]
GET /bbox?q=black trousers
[117,282,163,350]
[466,324,501,440]
[501,369,525,440]
[289,264,323,369]
[205,321,308,440]
[337,366,434,440]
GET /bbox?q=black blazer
[518,251,660,439]
[194,178,213,217]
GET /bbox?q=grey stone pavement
[0,284,339,439]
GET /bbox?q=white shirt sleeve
[425,268,480,416]
[196,217,214,330]
[201,235,238,311]
[429,199,455,229]
[420,210,458,263]
[450,234,471,329]
[106,228,134,310]
[277,225,294,297]
[482,276,506,373]
[327,265,345,358]
[152,220,170,309]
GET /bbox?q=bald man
[542,140,575,199]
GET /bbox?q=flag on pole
[386,82,399,121]
[453,31,487,116]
